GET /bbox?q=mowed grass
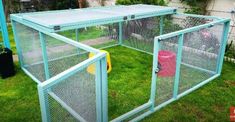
[0,46,235,122]
[106,46,152,119]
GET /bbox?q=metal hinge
[131,15,135,19]
[54,26,61,31]
[155,63,162,74]
[123,16,128,20]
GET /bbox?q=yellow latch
[87,50,112,74]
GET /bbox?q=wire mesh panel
[14,22,46,81]
[44,35,90,78]
[46,63,98,122]
[122,16,162,53]
[19,4,175,30]
[155,36,178,105]
[163,15,214,34]
[58,23,118,49]
[48,95,78,122]
[14,22,91,82]
[178,24,224,94]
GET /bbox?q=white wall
[206,0,235,43]
[86,0,115,7]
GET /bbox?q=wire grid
[58,23,118,49]
[154,23,224,103]
[47,64,97,122]
[48,95,78,122]
[44,35,89,78]
[15,22,46,81]
[122,16,162,53]
[155,36,178,105]
[163,15,214,34]
[121,15,214,54]
[178,24,224,94]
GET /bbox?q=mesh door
[155,36,178,106]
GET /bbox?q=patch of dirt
[224,80,235,86]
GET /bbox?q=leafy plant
[116,0,166,6]
[0,44,7,54]
[180,0,209,14]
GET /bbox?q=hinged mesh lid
[17,4,175,31]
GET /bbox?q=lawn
[0,45,235,122]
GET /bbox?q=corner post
[38,85,51,122]
[101,56,108,122]
[75,29,79,42]
[11,20,23,67]
[216,20,230,74]
[150,38,160,110]
[173,34,184,98]
[95,54,104,122]
[39,32,50,80]
[118,22,123,45]
[159,16,164,35]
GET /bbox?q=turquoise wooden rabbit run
[10,4,230,122]
[0,0,10,48]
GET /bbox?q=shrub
[116,0,166,6]
[180,0,210,14]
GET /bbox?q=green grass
[106,46,152,119]
[59,27,108,42]
[0,46,235,122]
[0,64,40,121]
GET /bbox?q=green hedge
[180,0,209,14]
[116,0,166,6]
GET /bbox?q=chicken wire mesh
[14,22,91,82]
[154,23,224,105]
[20,4,175,29]
[121,15,215,54]
[47,63,97,122]
[14,23,46,81]
[48,95,78,122]
[163,15,214,34]
[58,23,119,49]
[122,16,161,53]
[44,35,89,78]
